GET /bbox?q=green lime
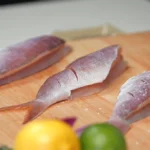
[80,123,127,150]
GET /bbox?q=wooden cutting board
[0,32,150,149]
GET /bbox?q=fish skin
[0,45,125,124]
[67,45,121,87]
[109,71,150,133]
[0,35,67,85]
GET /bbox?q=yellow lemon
[14,119,80,150]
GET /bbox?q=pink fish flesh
[0,35,68,85]
[109,71,150,133]
[0,45,126,124]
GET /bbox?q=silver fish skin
[109,71,150,133]
[0,35,67,85]
[0,45,125,124]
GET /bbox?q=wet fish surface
[109,71,150,133]
[0,35,68,85]
[0,45,126,124]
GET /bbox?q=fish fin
[23,101,49,124]
[0,100,49,124]
[0,101,32,112]
[109,116,130,134]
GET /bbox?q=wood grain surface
[0,32,150,149]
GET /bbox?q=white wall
[0,0,150,47]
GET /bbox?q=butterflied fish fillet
[0,45,126,124]
[109,71,150,133]
[0,35,68,85]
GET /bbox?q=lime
[80,122,127,150]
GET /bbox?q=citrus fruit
[80,123,127,150]
[14,119,80,150]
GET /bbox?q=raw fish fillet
[0,45,126,124]
[109,71,150,133]
[0,35,68,85]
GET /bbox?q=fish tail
[0,101,32,112]
[109,116,130,134]
[0,100,49,124]
[23,100,49,124]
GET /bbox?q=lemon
[14,119,80,150]
[80,123,127,150]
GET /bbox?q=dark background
[0,0,41,5]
